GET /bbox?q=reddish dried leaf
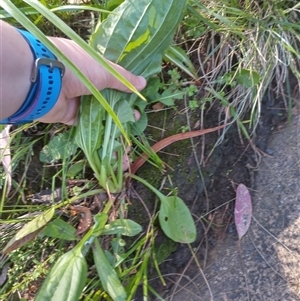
[234,184,252,240]
[70,206,93,235]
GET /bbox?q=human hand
[37,37,146,125]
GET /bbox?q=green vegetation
[1,0,300,300]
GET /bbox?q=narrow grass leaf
[35,246,87,301]
[164,45,198,80]
[93,238,126,301]
[234,184,252,240]
[2,207,55,254]
[101,219,142,236]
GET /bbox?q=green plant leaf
[35,246,87,301]
[41,218,78,241]
[130,174,196,243]
[67,160,85,178]
[91,212,109,236]
[75,0,188,192]
[90,0,188,77]
[40,132,78,163]
[164,45,198,79]
[228,69,260,88]
[158,89,185,106]
[2,208,55,254]
[93,238,126,301]
[159,195,196,243]
[101,219,142,236]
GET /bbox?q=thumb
[105,62,147,92]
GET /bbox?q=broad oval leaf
[41,218,78,241]
[234,183,252,240]
[102,219,142,236]
[35,246,87,301]
[159,196,196,243]
[40,131,78,163]
[93,239,126,301]
[3,207,54,254]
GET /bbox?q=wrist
[0,25,65,124]
[0,22,33,119]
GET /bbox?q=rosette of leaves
[75,0,188,193]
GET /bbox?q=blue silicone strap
[0,29,65,124]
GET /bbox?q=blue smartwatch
[0,29,65,124]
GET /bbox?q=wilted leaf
[93,238,126,301]
[102,219,142,236]
[159,195,196,243]
[2,208,54,254]
[0,125,12,195]
[0,263,10,287]
[234,183,252,240]
[41,218,78,241]
[40,131,78,163]
[35,246,87,301]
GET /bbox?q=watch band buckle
[31,57,65,83]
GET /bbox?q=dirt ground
[165,106,300,301]
[130,79,293,300]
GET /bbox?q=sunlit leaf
[234,183,252,240]
[93,238,126,301]
[3,208,54,254]
[35,246,87,301]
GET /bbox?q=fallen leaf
[234,183,252,240]
[0,125,12,195]
[152,102,165,112]
[2,208,55,254]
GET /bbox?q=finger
[106,62,147,92]
[133,109,140,121]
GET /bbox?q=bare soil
[130,77,291,300]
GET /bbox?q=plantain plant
[1,1,196,300]
[74,0,196,245]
